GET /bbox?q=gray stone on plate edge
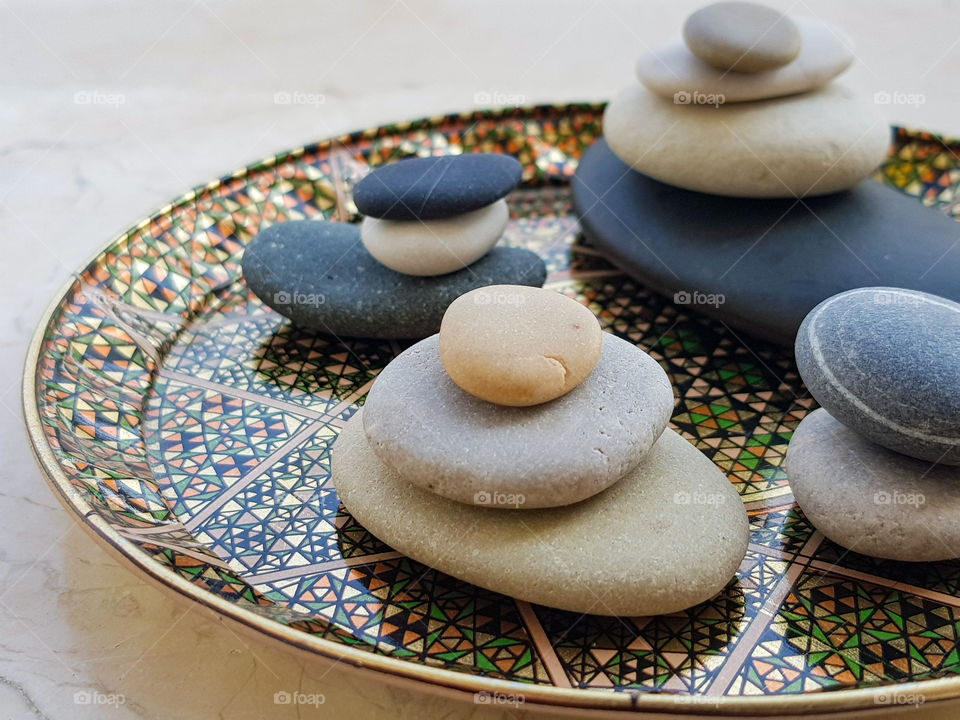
[241,220,546,339]
[571,139,960,347]
[788,408,960,562]
[796,287,960,465]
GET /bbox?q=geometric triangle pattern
[258,556,552,683]
[163,282,395,416]
[143,378,311,516]
[30,106,960,701]
[536,549,785,692]
[731,571,960,695]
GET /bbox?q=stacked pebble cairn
[241,153,547,339]
[606,1,889,198]
[332,285,749,616]
[788,287,960,562]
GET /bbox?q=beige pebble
[604,83,889,198]
[683,2,801,73]
[439,285,602,406]
[360,199,508,277]
[333,408,749,616]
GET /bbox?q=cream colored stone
[360,199,508,276]
[604,83,889,198]
[683,2,801,73]
[439,285,602,406]
[638,18,854,103]
[334,409,749,616]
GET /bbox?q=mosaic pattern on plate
[31,106,960,695]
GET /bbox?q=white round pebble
[360,199,508,276]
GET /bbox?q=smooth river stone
[571,139,960,346]
[796,287,960,466]
[683,2,801,72]
[361,199,508,276]
[638,18,853,103]
[439,285,602,406]
[242,220,546,339]
[353,153,522,221]
[787,409,960,562]
[334,408,749,615]
[362,333,674,508]
[604,83,888,198]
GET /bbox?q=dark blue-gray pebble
[571,139,960,347]
[241,220,546,339]
[795,287,960,466]
[353,153,523,220]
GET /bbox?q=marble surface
[2,1,959,717]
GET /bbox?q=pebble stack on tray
[240,153,547,340]
[611,0,888,198]
[572,1,960,349]
[332,285,750,616]
[787,287,960,562]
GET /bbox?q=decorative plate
[24,105,960,716]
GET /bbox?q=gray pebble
[362,333,675,508]
[796,287,960,466]
[241,220,546,339]
[787,408,960,562]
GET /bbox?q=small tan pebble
[683,1,801,73]
[439,285,602,406]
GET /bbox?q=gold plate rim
[21,106,960,715]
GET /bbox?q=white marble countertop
[3,1,959,717]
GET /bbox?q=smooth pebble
[638,18,853,103]
[683,2,801,72]
[362,333,674,508]
[334,408,749,615]
[439,285,602,406]
[353,153,522,221]
[242,220,545,339]
[360,199,508,276]
[796,287,960,466]
[788,408,960,562]
[604,83,889,198]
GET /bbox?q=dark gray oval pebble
[353,153,522,221]
[241,220,546,339]
[571,139,960,347]
[795,287,960,466]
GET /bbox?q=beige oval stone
[439,285,602,406]
[333,409,749,616]
[637,18,854,104]
[683,2,801,73]
[360,199,508,277]
[604,83,889,198]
